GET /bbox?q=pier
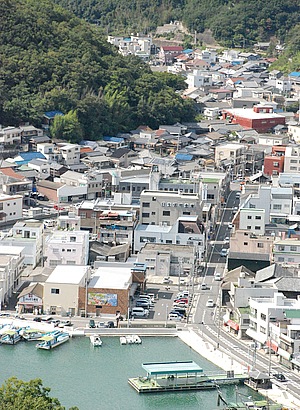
[128,361,248,393]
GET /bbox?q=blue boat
[36,330,70,350]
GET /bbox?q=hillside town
[2,42,300,385]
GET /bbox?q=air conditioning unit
[179,203,183,207]
[184,203,189,208]
[173,203,177,207]
[167,202,171,207]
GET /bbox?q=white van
[131,307,149,318]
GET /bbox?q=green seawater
[1,336,261,409]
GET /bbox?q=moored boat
[36,330,70,350]
[120,336,127,345]
[126,335,134,344]
[0,329,21,345]
[20,328,45,341]
[90,334,102,347]
[132,335,142,344]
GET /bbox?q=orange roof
[155,129,167,136]
[0,168,25,180]
[80,146,93,153]
[137,125,153,131]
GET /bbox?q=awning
[246,328,267,345]
[227,320,239,331]
[277,347,291,361]
[266,339,278,353]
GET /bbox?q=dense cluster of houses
[1,43,300,370]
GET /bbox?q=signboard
[88,292,118,307]
[19,294,42,304]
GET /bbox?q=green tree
[0,377,79,410]
[50,110,83,143]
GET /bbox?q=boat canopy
[38,335,54,341]
[3,330,18,336]
[142,361,203,376]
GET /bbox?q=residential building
[0,219,44,267]
[159,46,183,64]
[273,238,300,266]
[185,70,212,89]
[27,159,50,180]
[43,265,90,316]
[44,230,89,268]
[214,143,245,176]
[284,146,300,173]
[0,126,22,145]
[59,143,81,165]
[17,283,44,314]
[0,194,23,223]
[137,243,196,277]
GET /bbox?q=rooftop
[142,361,203,376]
[45,265,88,285]
[90,266,132,289]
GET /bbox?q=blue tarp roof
[175,153,193,161]
[44,111,64,119]
[289,72,300,77]
[15,152,46,165]
[103,136,124,143]
[183,48,193,54]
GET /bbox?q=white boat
[0,329,21,345]
[126,335,134,344]
[132,335,142,344]
[36,330,70,350]
[90,334,102,347]
[120,336,127,345]
[20,328,45,341]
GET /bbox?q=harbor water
[1,336,261,409]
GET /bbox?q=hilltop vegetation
[0,0,194,141]
[55,0,300,46]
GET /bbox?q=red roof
[0,168,25,180]
[162,46,183,52]
[80,147,93,153]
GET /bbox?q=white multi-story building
[27,159,50,179]
[214,143,245,175]
[44,230,89,268]
[288,124,300,143]
[239,208,265,235]
[43,265,90,316]
[36,143,62,162]
[0,246,25,306]
[273,238,300,266]
[0,219,44,268]
[185,70,212,89]
[284,146,300,173]
[0,194,23,223]
[0,126,22,145]
[59,144,80,165]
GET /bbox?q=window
[278,246,285,251]
[66,260,76,265]
[70,236,76,242]
[255,216,261,220]
[254,226,261,230]
[247,216,252,220]
[80,212,86,218]
[261,313,266,321]
[142,213,150,217]
[51,288,60,294]
[53,248,59,253]
[257,243,264,248]
[273,204,282,210]
[166,240,172,244]
[243,242,248,246]
[291,246,297,252]
[183,211,190,215]
[247,226,251,230]
[142,202,150,208]
[278,257,284,262]
[151,212,155,215]
[273,162,279,167]
[67,249,71,252]
[163,211,170,216]
[207,194,215,199]
[249,204,256,208]
[291,159,297,164]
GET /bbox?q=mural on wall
[88,292,118,307]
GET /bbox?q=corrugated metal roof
[142,361,203,375]
[175,153,193,161]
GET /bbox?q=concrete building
[0,245,25,307]
[137,243,196,277]
[273,239,300,266]
[185,70,212,89]
[43,265,90,316]
[284,146,300,174]
[80,264,132,316]
[44,230,89,268]
[0,194,23,223]
[59,143,80,165]
[214,143,245,175]
[239,208,266,235]
[0,219,43,268]
[0,126,22,145]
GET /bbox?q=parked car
[273,373,287,382]
[33,317,42,322]
[106,321,115,328]
[224,236,230,244]
[163,277,171,284]
[50,319,61,327]
[206,299,214,308]
[214,273,222,281]
[174,298,189,304]
[201,283,208,290]
[168,313,183,321]
[58,320,72,328]
[228,222,233,229]
[131,307,149,318]
[136,299,151,308]
[89,319,96,328]
[173,301,188,308]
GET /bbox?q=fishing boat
[90,334,102,347]
[0,329,22,345]
[132,335,142,344]
[36,330,70,350]
[20,328,45,341]
[120,336,127,345]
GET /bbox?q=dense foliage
[0,377,78,410]
[0,0,194,141]
[271,24,300,73]
[55,0,300,46]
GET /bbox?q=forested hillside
[55,0,300,46]
[0,0,194,140]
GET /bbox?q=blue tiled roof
[289,72,300,77]
[103,136,124,143]
[175,153,193,161]
[44,110,64,119]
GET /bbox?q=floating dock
[128,361,248,393]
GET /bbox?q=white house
[284,146,300,173]
[43,265,90,316]
[59,144,81,166]
[27,159,50,179]
[0,194,23,223]
[0,126,22,145]
[185,70,212,89]
[44,230,89,268]
[273,238,300,266]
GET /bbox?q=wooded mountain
[55,0,300,46]
[0,0,194,140]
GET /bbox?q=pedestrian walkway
[178,328,300,410]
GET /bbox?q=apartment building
[284,146,300,173]
[44,230,89,268]
[273,238,300,266]
[0,246,25,306]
